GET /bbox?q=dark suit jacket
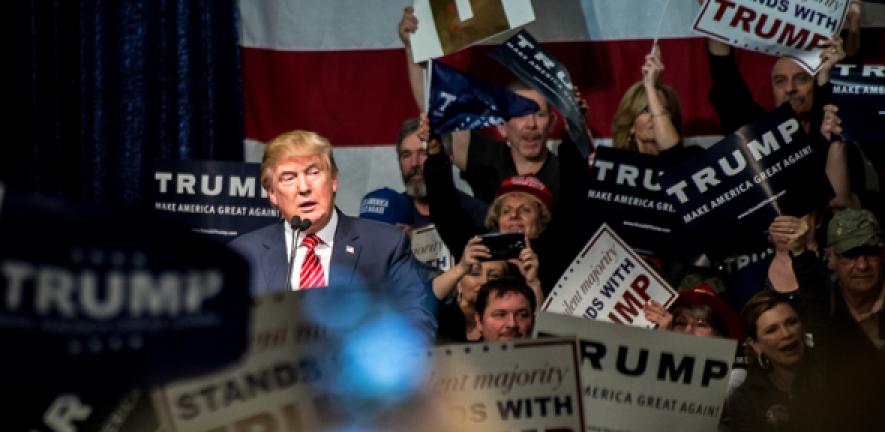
[228,209,437,339]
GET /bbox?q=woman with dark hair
[720,291,884,431]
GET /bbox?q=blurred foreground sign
[534,312,737,432]
[423,338,585,431]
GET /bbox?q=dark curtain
[8,0,244,207]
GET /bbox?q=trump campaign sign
[694,0,851,72]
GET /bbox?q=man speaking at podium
[229,130,436,337]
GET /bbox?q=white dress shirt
[284,211,337,290]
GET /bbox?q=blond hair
[484,192,551,235]
[611,82,683,151]
[261,130,337,190]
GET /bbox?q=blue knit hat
[359,187,414,226]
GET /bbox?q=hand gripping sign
[693,0,851,73]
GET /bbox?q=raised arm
[643,46,680,152]
[398,7,472,172]
[398,6,427,111]
[424,135,485,262]
[843,0,862,59]
[816,36,846,87]
[820,104,860,209]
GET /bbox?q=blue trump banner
[586,147,681,257]
[490,30,593,159]
[831,63,885,141]
[428,61,539,135]
[0,189,251,394]
[153,160,280,242]
[658,104,833,259]
[15,390,159,432]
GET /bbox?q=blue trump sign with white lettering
[658,104,833,258]
[585,147,681,257]
[0,189,250,391]
[153,160,280,242]
[831,64,885,141]
[490,30,593,159]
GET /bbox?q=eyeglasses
[673,316,713,332]
[838,246,884,259]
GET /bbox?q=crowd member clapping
[764,213,823,298]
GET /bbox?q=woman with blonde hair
[611,46,688,158]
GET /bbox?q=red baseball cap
[676,283,742,341]
[495,176,553,211]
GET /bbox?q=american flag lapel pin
[346,245,355,254]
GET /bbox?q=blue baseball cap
[359,187,415,226]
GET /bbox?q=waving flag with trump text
[428,61,540,135]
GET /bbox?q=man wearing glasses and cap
[787,208,884,356]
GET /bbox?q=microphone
[299,218,312,231]
[289,215,302,229]
[285,215,303,291]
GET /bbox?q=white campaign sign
[412,224,454,271]
[152,293,335,431]
[541,224,677,328]
[411,0,535,63]
[423,339,585,431]
[693,0,850,73]
[534,312,737,432]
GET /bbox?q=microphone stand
[285,216,302,291]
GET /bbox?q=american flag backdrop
[239,0,885,215]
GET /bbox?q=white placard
[542,223,677,328]
[534,312,737,432]
[423,338,585,431]
[411,0,535,63]
[412,224,454,271]
[152,293,335,431]
[693,0,850,73]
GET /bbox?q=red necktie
[299,234,325,289]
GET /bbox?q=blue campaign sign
[585,147,681,257]
[0,189,251,391]
[658,104,833,259]
[152,160,280,242]
[428,61,539,135]
[831,64,885,141]
[13,390,158,432]
[490,30,593,159]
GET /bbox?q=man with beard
[398,7,560,206]
[361,117,487,229]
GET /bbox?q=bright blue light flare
[335,311,429,403]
